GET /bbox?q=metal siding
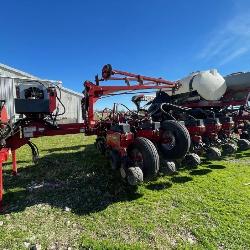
[0,77,16,121]
[57,89,83,123]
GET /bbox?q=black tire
[110,150,121,170]
[244,122,250,139]
[95,137,106,155]
[128,137,159,180]
[183,153,201,168]
[206,147,221,160]
[222,143,237,155]
[237,139,250,151]
[127,167,143,186]
[159,120,191,160]
[160,160,177,175]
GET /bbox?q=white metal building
[0,63,83,123]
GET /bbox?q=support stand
[12,150,17,176]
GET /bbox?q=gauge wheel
[128,137,159,180]
[159,120,191,160]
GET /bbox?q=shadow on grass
[235,153,243,159]
[146,181,172,191]
[202,160,212,165]
[171,176,192,184]
[190,169,212,176]
[2,144,142,215]
[207,164,226,170]
[3,160,29,166]
[42,145,86,153]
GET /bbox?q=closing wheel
[160,160,177,175]
[128,137,159,180]
[241,122,250,140]
[237,139,250,151]
[159,120,191,160]
[127,167,143,186]
[183,153,201,168]
[222,143,237,155]
[206,147,221,160]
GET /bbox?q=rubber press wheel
[206,147,221,160]
[127,167,144,186]
[237,139,250,151]
[159,120,191,160]
[222,143,237,155]
[246,123,250,139]
[128,137,159,180]
[183,153,201,168]
[160,160,177,175]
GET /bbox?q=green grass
[0,134,250,249]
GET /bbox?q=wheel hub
[161,131,176,151]
[130,149,144,168]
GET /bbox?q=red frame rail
[83,64,178,128]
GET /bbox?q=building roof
[0,63,39,78]
[0,62,83,97]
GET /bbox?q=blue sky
[1,0,250,109]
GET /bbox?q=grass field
[0,134,249,250]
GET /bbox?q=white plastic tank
[168,69,227,101]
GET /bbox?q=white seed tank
[168,69,227,101]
